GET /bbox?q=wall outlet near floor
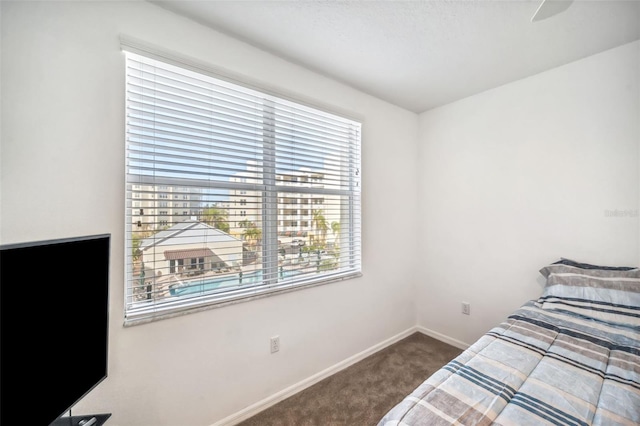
[462,302,471,315]
[270,335,280,353]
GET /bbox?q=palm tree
[312,209,329,246]
[243,226,262,247]
[238,219,253,229]
[331,221,340,249]
[200,206,229,233]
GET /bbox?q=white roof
[140,219,241,251]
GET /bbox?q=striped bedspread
[378,269,640,426]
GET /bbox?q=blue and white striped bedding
[378,265,640,425]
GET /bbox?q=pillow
[537,264,640,328]
[540,258,637,278]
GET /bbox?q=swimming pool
[169,269,300,297]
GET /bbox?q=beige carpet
[237,332,463,426]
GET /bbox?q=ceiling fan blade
[531,0,574,22]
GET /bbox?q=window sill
[123,271,362,327]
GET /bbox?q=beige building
[130,184,204,232]
[229,162,341,247]
[130,163,342,248]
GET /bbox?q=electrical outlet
[462,302,471,315]
[270,335,280,353]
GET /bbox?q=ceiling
[150,0,640,113]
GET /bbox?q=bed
[378,259,640,426]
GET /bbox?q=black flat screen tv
[0,234,110,426]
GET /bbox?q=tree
[132,230,152,261]
[331,221,340,249]
[243,222,262,246]
[238,219,253,229]
[132,234,143,262]
[200,206,229,233]
[312,209,329,246]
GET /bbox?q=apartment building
[229,163,342,247]
[130,184,204,232]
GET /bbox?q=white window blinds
[124,51,362,324]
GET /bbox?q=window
[124,50,361,324]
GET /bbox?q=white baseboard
[210,326,420,426]
[415,326,470,350]
[210,325,468,426]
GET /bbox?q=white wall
[0,2,419,425]
[3,1,639,423]
[416,40,640,345]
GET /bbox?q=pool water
[169,269,300,297]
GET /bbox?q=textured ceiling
[150,0,640,113]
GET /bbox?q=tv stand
[51,413,111,426]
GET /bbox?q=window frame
[122,40,362,326]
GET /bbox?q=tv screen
[0,234,110,426]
